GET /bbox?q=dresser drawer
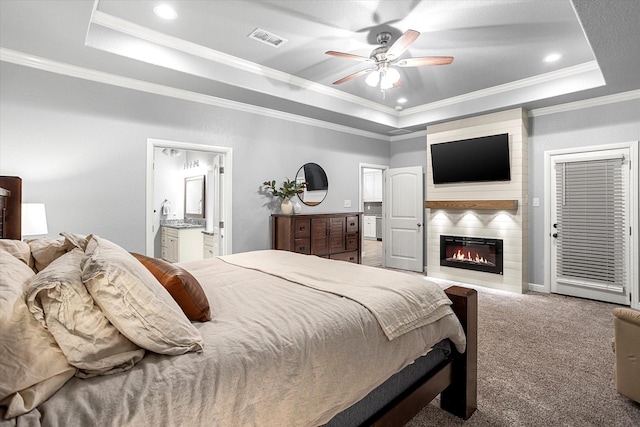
[272,213,361,264]
[294,238,311,254]
[294,219,311,238]
[346,216,359,233]
[345,233,359,251]
[330,250,358,263]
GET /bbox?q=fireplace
[440,235,503,275]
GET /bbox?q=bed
[0,176,476,426]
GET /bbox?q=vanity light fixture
[153,4,178,20]
[184,160,200,169]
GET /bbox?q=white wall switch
[344,200,351,208]
[532,197,540,207]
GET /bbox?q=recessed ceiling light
[154,4,177,20]
[543,53,562,63]
[397,97,408,104]
[395,106,404,111]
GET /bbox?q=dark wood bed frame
[0,175,476,426]
[366,285,477,426]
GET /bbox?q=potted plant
[262,178,306,214]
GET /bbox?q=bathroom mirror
[296,163,328,206]
[185,175,205,218]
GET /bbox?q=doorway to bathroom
[145,139,233,258]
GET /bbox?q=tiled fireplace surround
[425,109,529,294]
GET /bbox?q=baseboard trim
[528,282,547,293]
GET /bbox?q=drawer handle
[349,222,355,226]
[299,226,306,231]
[299,246,306,250]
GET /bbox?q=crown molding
[0,48,390,141]
[90,11,396,117]
[402,61,601,115]
[529,89,640,117]
[2,47,633,145]
[390,129,427,142]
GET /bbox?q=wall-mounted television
[430,133,511,184]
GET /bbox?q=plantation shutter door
[555,156,628,293]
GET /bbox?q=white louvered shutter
[555,156,628,292]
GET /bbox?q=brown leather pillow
[131,253,211,322]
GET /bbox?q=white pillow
[0,249,76,419]
[26,248,146,378]
[81,236,203,355]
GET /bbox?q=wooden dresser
[271,212,362,263]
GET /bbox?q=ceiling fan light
[386,67,400,83]
[365,71,380,87]
[380,77,393,90]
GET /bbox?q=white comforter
[3,251,465,427]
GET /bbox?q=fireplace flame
[450,249,493,266]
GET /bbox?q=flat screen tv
[430,133,510,184]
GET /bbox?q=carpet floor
[406,282,640,427]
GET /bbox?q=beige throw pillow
[59,231,93,251]
[27,237,73,272]
[0,239,32,268]
[81,236,203,355]
[0,249,76,419]
[27,248,145,378]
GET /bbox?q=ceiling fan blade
[396,56,454,67]
[386,29,420,60]
[325,51,372,62]
[332,68,375,85]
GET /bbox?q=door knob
[552,233,558,238]
[417,223,422,227]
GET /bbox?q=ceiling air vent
[248,28,288,48]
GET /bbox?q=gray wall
[2,60,637,280]
[0,63,389,254]
[389,101,640,285]
[527,99,640,286]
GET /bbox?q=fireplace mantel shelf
[425,200,518,210]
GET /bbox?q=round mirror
[296,163,328,206]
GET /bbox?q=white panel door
[207,155,221,256]
[384,166,424,272]
[550,148,630,305]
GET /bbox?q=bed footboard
[441,285,478,419]
[368,285,477,426]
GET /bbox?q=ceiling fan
[326,29,453,90]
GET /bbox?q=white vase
[293,199,302,214]
[281,199,293,215]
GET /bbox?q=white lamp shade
[22,203,48,237]
[386,67,400,83]
[365,70,380,87]
[380,68,400,89]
